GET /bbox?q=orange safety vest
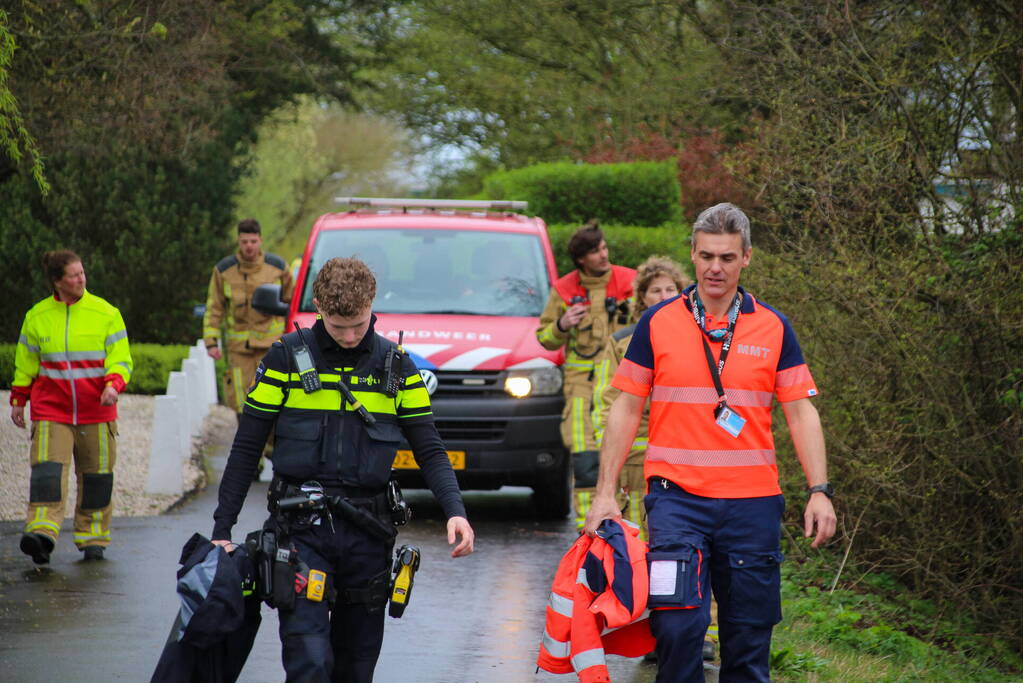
[537,519,656,682]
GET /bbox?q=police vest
[271,331,402,489]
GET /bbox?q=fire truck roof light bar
[335,197,528,211]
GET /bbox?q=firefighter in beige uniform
[536,223,635,529]
[203,218,293,411]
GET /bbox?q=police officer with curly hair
[211,257,475,682]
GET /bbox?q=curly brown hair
[313,257,376,316]
[634,255,691,314]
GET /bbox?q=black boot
[20,533,54,565]
[82,545,105,561]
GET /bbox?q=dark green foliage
[0,342,190,395]
[0,147,234,344]
[0,344,14,389]
[483,160,682,227]
[121,344,193,395]
[1,1,390,344]
[777,548,1022,678]
[546,223,692,277]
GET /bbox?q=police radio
[291,323,321,393]
[383,330,405,398]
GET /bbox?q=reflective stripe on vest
[646,444,777,467]
[651,384,773,408]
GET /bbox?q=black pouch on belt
[273,545,298,611]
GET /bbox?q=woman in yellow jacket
[10,250,133,564]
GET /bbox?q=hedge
[483,160,682,227]
[0,343,194,395]
[546,223,693,277]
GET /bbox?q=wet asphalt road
[0,435,665,682]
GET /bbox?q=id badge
[714,403,746,438]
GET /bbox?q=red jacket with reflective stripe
[537,519,655,682]
[12,291,133,424]
[553,265,636,305]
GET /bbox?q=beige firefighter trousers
[25,420,117,548]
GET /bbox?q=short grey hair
[690,203,751,252]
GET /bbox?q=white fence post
[145,395,184,495]
[190,340,218,407]
[182,358,205,434]
[166,371,191,457]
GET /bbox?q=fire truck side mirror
[252,284,290,317]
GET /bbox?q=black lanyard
[691,289,742,405]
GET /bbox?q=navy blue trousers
[276,518,393,683]
[645,478,784,683]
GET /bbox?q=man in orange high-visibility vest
[586,204,837,682]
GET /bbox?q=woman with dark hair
[10,250,133,564]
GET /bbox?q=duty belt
[269,476,388,514]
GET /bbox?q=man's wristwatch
[808,482,835,499]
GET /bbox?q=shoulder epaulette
[612,324,637,342]
[264,253,287,270]
[216,254,238,272]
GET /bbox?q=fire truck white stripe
[438,347,510,370]
[507,357,557,369]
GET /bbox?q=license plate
[392,449,465,470]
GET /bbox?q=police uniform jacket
[211,316,465,541]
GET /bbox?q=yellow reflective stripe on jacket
[564,357,595,371]
[536,323,562,346]
[246,368,402,419]
[398,373,431,417]
[14,329,41,389]
[104,317,132,384]
[591,352,614,444]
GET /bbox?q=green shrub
[0,344,14,390]
[483,160,682,227]
[129,344,194,395]
[546,223,692,277]
[0,342,192,395]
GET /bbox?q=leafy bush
[546,223,692,277]
[0,148,234,346]
[750,229,1023,666]
[0,342,192,395]
[483,160,682,227]
[0,344,14,390]
[584,126,759,223]
[128,344,194,395]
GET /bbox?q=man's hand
[10,405,26,429]
[558,303,589,331]
[211,539,237,551]
[207,345,223,361]
[447,516,475,557]
[804,494,837,549]
[100,385,119,406]
[583,492,622,537]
